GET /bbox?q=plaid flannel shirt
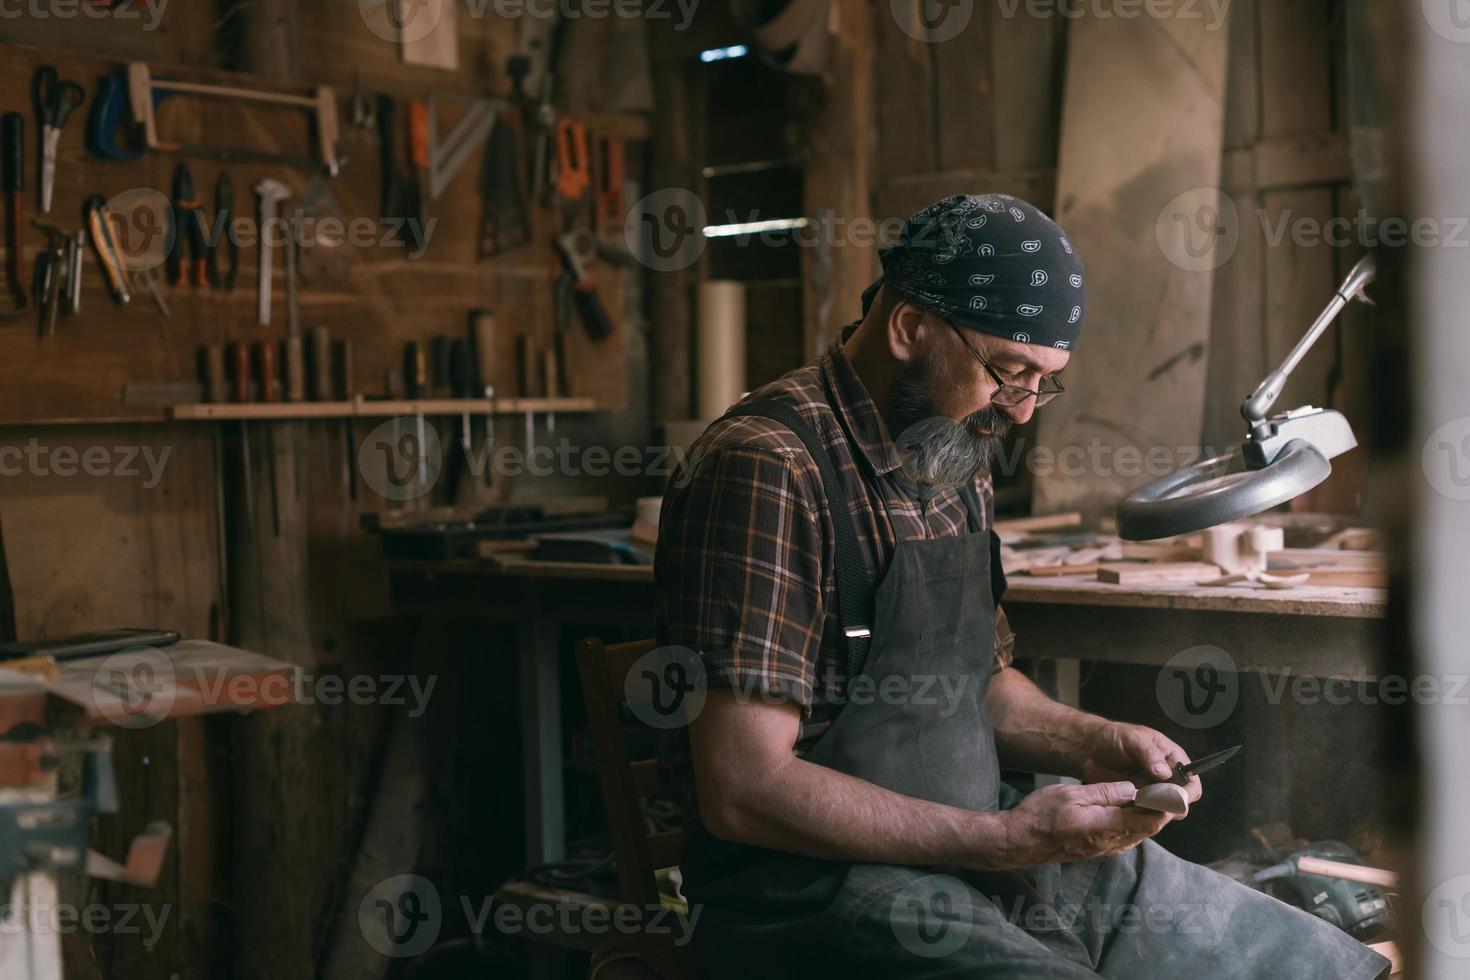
[654,329,1016,726]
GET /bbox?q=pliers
[166,164,207,287]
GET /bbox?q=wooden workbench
[386,556,1387,866]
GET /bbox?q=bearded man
[653,194,1387,979]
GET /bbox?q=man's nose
[999,400,1035,426]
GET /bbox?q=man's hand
[995,781,1171,867]
[1077,721,1202,808]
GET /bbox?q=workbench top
[387,556,1387,619]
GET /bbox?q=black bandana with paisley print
[861,194,1086,351]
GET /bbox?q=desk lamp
[1116,255,1376,541]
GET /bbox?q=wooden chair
[496,638,699,979]
[573,637,700,980]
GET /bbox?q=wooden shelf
[169,396,599,422]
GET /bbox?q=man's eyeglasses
[948,322,1065,408]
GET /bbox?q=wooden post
[799,0,877,360]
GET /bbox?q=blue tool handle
[86,73,144,161]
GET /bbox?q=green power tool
[1253,842,1392,941]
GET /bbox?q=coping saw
[124,62,341,175]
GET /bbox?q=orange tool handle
[408,100,430,170]
[597,135,625,228]
[554,117,590,201]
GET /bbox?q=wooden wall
[804,0,1373,516]
[0,17,630,423]
[0,4,651,979]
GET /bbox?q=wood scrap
[1119,540,1199,562]
[1269,547,1387,588]
[1023,562,1108,578]
[993,511,1082,540]
[1296,568,1387,588]
[1096,562,1221,585]
[1274,548,1385,569]
[1325,527,1382,551]
[473,539,538,559]
[1295,856,1398,889]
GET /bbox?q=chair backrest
[575,637,684,909]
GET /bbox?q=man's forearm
[691,692,1018,869]
[986,666,1107,777]
[697,749,1016,869]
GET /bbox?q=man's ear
[886,302,930,364]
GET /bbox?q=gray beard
[893,416,996,489]
[890,349,1011,490]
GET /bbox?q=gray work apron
[681,395,1388,980]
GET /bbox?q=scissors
[32,65,85,214]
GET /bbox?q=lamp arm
[1241,254,1377,425]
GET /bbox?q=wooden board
[1033,4,1229,517]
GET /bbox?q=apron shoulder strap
[959,481,1008,608]
[720,399,873,681]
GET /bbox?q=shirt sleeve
[994,603,1016,672]
[654,444,827,710]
